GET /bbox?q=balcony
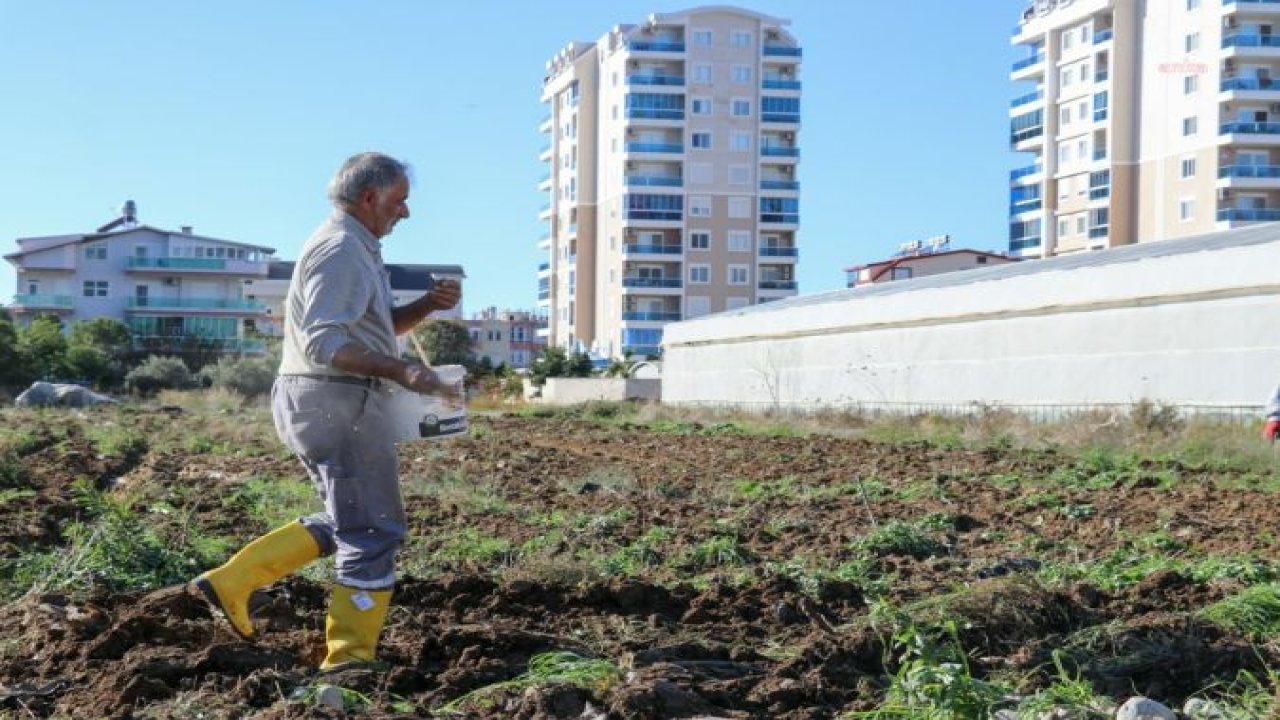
[759,246,798,257]
[1010,165,1043,182]
[761,112,800,124]
[625,175,683,187]
[1011,53,1045,73]
[131,336,266,354]
[759,279,797,290]
[1096,70,1110,83]
[627,74,685,86]
[1223,0,1280,7]
[1010,89,1044,108]
[761,146,800,157]
[628,41,686,53]
[11,293,73,310]
[622,244,683,255]
[126,257,268,276]
[1094,29,1113,44]
[622,311,682,322]
[1223,34,1280,49]
[625,141,683,154]
[537,262,551,274]
[1220,164,1280,178]
[1009,237,1042,252]
[126,297,265,312]
[622,277,682,289]
[1221,76,1280,91]
[537,290,551,300]
[1090,187,1111,200]
[625,210,682,221]
[1010,126,1044,146]
[762,78,802,90]
[760,213,799,224]
[1088,227,1110,239]
[1219,207,1280,221]
[626,107,685,121]
[1221,121,1280,135]
[763,45,802,57]
[1010,199,1043,214]
[761,179,800,191]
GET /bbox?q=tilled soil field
[0,406,1277,719]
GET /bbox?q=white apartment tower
[1009,0,1280,257]
[539,6,802,358]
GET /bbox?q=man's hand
[426,278,461,311]
[1265,419,1280,443]
[397,362,465,407]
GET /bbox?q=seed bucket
[385,364,468,442]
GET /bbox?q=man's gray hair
[327,152,412,207]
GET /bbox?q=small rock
[993,710,1019,720]
[1182,698,1226,719]
[1115,696,1176,720]
[315,684,344,711]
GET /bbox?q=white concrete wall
[541,377,660,404]
[662,228,1280,411]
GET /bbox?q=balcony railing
[626,108,684,120]
[625,142,683,154]
[1096,70,1109,83]
[127,297,264,311]
[1090,187,1111,200]
[626,210,682,221]
[1224,0,1280,4]
[762,78,802,90]
[1012,54,1045,72]
[1094,29,1113,44]
[759,247,799,257]
[760,213,799,224]
[627,74,685,86]
[126,257,228,270]
[1223,34,1280,48]
[762,45,802,57]
[12,293,73,308]
[1219,207,1280,221]
[761,146,800,157]
[622,277,682,288]
[1088,227,1110,238]
[1010,126,1044,145]
[1094,107,1108,122]
[759,280,798,290]
[537,262,550,272]
[1009,237,1042,252]
[1093,148,1108,160]
[623,244,683,255]
[628,41,685,52]
[1010,89,1044,108]
[622,311,682,322]
[625,175,683,187]
[1222,76,1280,91]
[762,113,800,123]
[1010,165,1043,181]
[1220,164,1280,178]
[1221,121,1280,134]
[626,345,663,357]
[537,290,551,300]
[761,179,800,190]
[1010,200,1043,214]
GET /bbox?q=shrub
[200,355,276,398]
[125,355,195,395]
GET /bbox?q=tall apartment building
[4,202,272,353]
[1009,0,1280,258]
[539,6,802,358]
[465,307,547,369]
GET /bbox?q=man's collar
[333,210,382,253]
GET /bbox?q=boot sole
[191,576,254,641]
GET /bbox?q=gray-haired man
[192,152,461,670]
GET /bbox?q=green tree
[0,311,24,388]
[67,318,132,388]
[18,315,69,382]
[529,347,595,386]
[410,319,473,366]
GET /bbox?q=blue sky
[0,1,1024,314]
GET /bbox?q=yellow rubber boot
[191,521,321,639]
[320,585,393,671]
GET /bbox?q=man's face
[367,178,410,238]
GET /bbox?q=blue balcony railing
[1096,70,1109,83]
[623,244,683,255]
[1220,164,1280,178]
[759,280,798,290]
[762,78,802,90]
[762,113,800,123]
[626,210,682,221]
[127,297,264,311]
[763,45,802,57]
[537,262,550,272]
[1094,29,1113,44]
[1224,0,1280,4]
[1010,200,1043,214]
[761,179,800,190]
[12,293,73,308]
[537,290,551,300]
[761,213,799,224]
[127,257,227,270]
[627,74,685,86]
[1010,126,1044,145]
[1222,76,1280,91]
[1223,34,1280,48]
[622,311,682,322]
[1221,121,1280,135]
[625,175,683,187]
[1010,89,1044,108]
[761,146,800,157]
[1094,107,1108,122]
[1090,187,1111,200]
[1219,207,1280,221]
[1010,165,1042,181]
[626,345,663,357]
[1012,54,1045,72]
[625,142,683,153]
[626,108,685,120]
[629,41,686,52]
[1088,227,1110,238]
[759,247,799,257]
[1009,237,1042,252]
[622,277,682,288]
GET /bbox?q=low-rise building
[465,307,547,369]
[4,201,273,353]
[845,238,1016,288]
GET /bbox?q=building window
[689,231,710,250]
[1183,116,1198,136]
[82,280,108,297]
[730,131,752,151]
[692,132,712,149]
[1060,107,1071,126]
[728,265,749,285]
[1184,75,1198,94]
[728,230,750,251]
[1187,0,1200,8]
[692,29,713,46]
[1060,68,1073,87]
[1180,198,1195,221]
[689,196,712,217]
[1061,30,1074,53]
[731,65,752,84]
[691,97,712,115]
[692,64,713,84]
[1078,101,1088,121]
[1076,216,1086,234]
[689,264,710,284]
[1181,157,1197,178]
[84,243,107,260]
[731,30,752,47]
[1058,219,1070,236]
[686,296,710,317]
[1185,32,1199,54]
[728,196,751,218]
[731,98,751,117]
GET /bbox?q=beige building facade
[540,6,801,358]
[465,308,547,370]
[1010,0,1280,257]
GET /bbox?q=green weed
[434,651,622,715]
[1200,584,1280,639]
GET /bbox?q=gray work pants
[271,376,404,589]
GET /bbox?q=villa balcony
[126,297,265,314]
[622,243,683,257]
[125,257,268,277]
[10,294,74,312]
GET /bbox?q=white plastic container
[385,364,468,442]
